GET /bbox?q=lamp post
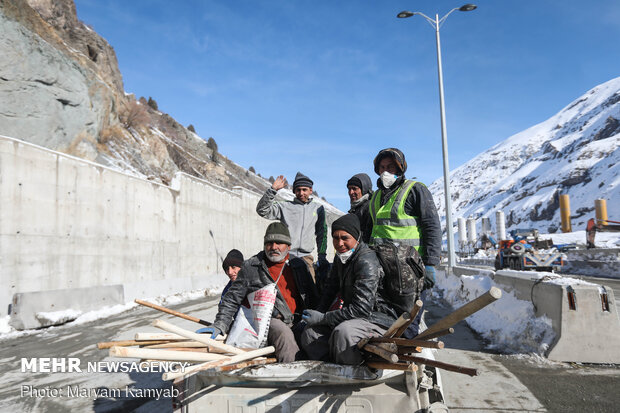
[397,4,477,269]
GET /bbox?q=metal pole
[434,14,456,268]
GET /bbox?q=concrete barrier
[494,270,620,363]
[9,285,124,330]
[561,248,620,279]
[1,135,336,329]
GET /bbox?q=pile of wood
[97,300,276,381]
[98,287,502,381]
[359,286,502,376]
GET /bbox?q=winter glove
[423,265,436,290]
[301,309,326,327]
[196,326,222,339]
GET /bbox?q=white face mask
[380,171,398,188]
[336,248,355,264]
[336,237,360,264]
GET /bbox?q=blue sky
[74,0,620,212]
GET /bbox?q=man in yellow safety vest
[369,148,442,337]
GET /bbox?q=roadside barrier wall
[1,136,334,329]
[448,265,620,363]
[561,248,620,279]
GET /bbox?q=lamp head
[397,10,415,18]
[459,4,477,12]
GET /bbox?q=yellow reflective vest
[369,179,424,255]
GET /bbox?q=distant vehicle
[586,218,620,249]
[494,229,564,272]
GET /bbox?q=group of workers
[206,147,442,364]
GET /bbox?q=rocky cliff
[0,0,272,193]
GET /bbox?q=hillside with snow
[430,77,620,235]
[0,0,341,216]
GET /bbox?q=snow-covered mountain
[430,77,620,235]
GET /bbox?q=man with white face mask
[300,214,394,365]
[211,222,318,362]
[369,148,442,337]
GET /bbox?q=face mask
[380,171,398,188]
[336,248,355,264]
[335,237,360,264]
[265,247,288,263]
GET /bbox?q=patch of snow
[0,286,223,341]
[36,308,83,325]
[434,269,556,355]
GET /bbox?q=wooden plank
[369,337,444,349]
[362,343,399,363]
[152,319,244,355]
[399,355,478,377]
[415,287,502,340]
[162,346,276,381]
[109,346,227,362]
[394,299,424,338]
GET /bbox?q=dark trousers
[300,319,385,365]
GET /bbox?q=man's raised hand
[272,175,288,191]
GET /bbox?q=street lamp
[397,4,477,270]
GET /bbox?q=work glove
[423,265,436,290]
[196,326,222,339]
[301,309,326,327]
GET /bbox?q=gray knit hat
[264,222,291,245]
[293,172,313,190]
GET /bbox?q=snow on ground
[433,269,556,355]
[0,276,229,341]
[539,230,620,248]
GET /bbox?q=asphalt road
[0,292,618,412]
[426,293,620,413]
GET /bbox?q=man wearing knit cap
[347,173,373,244]
[369,148,442,337]
[256,172,328,284]
[219,249,244,303]
[300,213,397,364]
[209,222,318,362]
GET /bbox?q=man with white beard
[209,222,318,362]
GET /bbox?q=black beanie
[293,172,313,190]
[332,214,361,241]
[222,249,244,271]
[347,176,363,189]
[346,173,372,195]
[264,222,292,245]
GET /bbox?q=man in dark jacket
[300,214,394,365]
[369,147,442,336]
[210,222,319,362]
[220,249,244,303]
[347,173,373,244]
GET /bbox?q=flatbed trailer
[172,349,448,412]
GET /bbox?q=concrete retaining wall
[1,135,334,328]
